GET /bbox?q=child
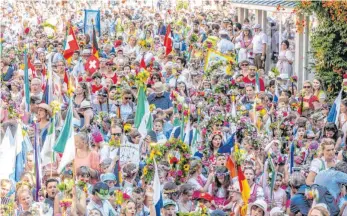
[264,173,287,212]
[91,72,103,94]
[153,119,167,143]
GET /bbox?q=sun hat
[249,199,267,213]
[100,173,117,182]
[253,24,261,29]
[153,82,165,94]
[38,103,52,117]
[92,182,110,200]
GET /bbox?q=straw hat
[38,103,52,117]
[153,82,165,94]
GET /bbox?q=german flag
[92,24,99,58]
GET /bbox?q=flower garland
[143,138,191,185]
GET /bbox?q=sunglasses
[304,86,311,88]
[112,133,122,137]
[216,173,227,177]
[215,124,223,127]
[124,97,132,100]
[80,174,91,178]
[241,64,249,67]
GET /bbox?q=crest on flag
[84,55,100,74]
[84,10,101,38]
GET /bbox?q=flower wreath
[143,138,191,185]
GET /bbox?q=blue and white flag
[153,159,163,216]
[273,80,279,103]
[14,124,25,182]
[327,90,342,125]
[84,10,101,38]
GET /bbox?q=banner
[204,49,235,76]
[119,142,140,165]
[84,10,101,37]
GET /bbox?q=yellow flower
[184,164,190,171]
[143,167,148,175]
[124,123,132,133]
[149,104,156,112]
[182,144,188,151]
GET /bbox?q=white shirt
[217,38,235,54]
[252,32,267,54]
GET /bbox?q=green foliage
[298,1,347,99]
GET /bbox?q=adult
[312,78,326,103]
[249,24,267,69]
[74,132,101,184]
[243,65,265,91]
[148,82,173,115]
[276,40,293,80]
[306,138,337,185]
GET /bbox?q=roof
[231,0,297,12]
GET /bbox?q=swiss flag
[84,55,100,74]
[164,24,172,56]
[63,25,79,61]
[28,58,36,77]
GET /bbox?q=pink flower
[183,110,189,116]
[177,170,183,176]
[177,104,182,111]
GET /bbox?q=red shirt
[243,76,265,91]
[103,73,118,84]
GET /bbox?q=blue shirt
[290,185,310,216]
[314,169,347,199]
[147,92,173,110]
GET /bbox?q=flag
[63,25,79,64]
[41,118,56,167]
[24,51,30,112]
[140,56,146,69]
[92,24,99,58]
[164,24,172,56]
[327,90,342,125]
[153,159,163,216]
[273,80,279,103]
[84,55,100,74]
[0,128,15,179]
[84,10,101,37]
[14,124,25,182]
[237,165,250,216]
[226,156,237,178]
[268,153,277,202]
[55,100,75,173]
[44,59,53,104]
[290,141,295,174]
[34,123,42,201]
[54,99,73,153]
[255,71,260,93]
[135,87,149,131]
[28,57,36,77]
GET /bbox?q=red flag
[63,25,79,62]
[84,55,100,74]
[164,24,172,56]
[226,156,237,178]
[140,56,146,69]
[28,58,36,77]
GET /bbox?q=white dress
[276,50,293,79]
